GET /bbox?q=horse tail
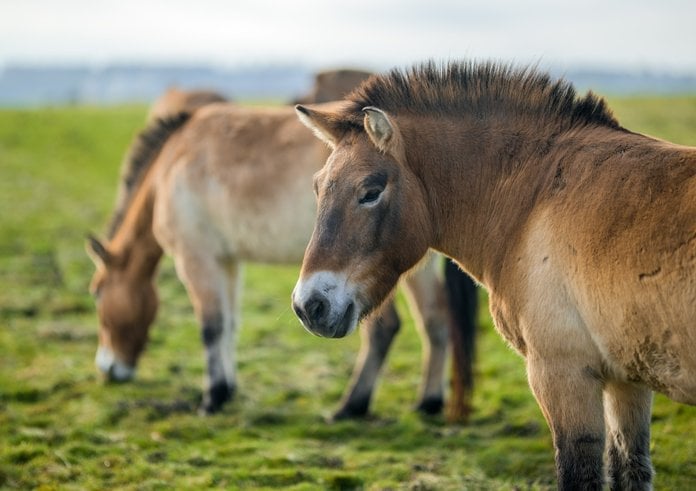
[106,112,191,238]
[444,259,478,423]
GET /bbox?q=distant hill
[0,64,695,107]
[0,64,314,106]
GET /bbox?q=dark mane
[344,61,621,130]
[106,112,191,238]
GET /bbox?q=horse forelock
[107,112,191,238]
[340,61,622,131]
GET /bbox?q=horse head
[292,104,432,338]
[86,235,158,382]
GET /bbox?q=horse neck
[404,115,602,286]
[109,174,163,279]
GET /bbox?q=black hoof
[332,396,371,421]
[198,382,235,415]
[416,396,444,416]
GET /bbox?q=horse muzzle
[95,346,136,382]
[292,271,360,338]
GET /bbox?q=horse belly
[590,292,696,405]
[155,162,318,265]
[217,209,314,264]
[211,186,316,264]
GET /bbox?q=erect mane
[343,61,621,130]
[106,112,191,238]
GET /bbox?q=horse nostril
[293,301,308,324]
[305,294,328,323]
[107,363,119,381]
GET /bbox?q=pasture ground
[1,97,695,489]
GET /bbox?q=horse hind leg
[333,300,400,420]
[175,253,240,415]
[604,381,654,490]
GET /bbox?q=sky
[2,0,695,74]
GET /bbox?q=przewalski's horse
[294,69,373,104]
[87,93,477,418]
[146,87,227,123]
[292,61,696,489]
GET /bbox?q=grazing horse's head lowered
[292,104,432,338]
[86,99,198,382]
[87,235,158,381]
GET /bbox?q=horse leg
[402,255,448,415]
[527,356,606,490]
[333,300,400,420]
[604,381,653,490]
[175,254,239,415]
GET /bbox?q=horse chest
[489,297,527,356]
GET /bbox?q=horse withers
[87,83,477,419]
[293,61,695,489]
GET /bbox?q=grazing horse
[87,89,478,419]
[292,61,696,489]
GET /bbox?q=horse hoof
[198,382,235,415]
[332,397,370,421]
[416,396,444,416]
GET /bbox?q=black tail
[444,259,478,423]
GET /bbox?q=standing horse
[292,61,696,489]
[293,68,373,104]
[87,92,477,419]
[146,87,228,123]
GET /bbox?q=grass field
[1,96,695,490]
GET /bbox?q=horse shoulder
[492,208,601,363]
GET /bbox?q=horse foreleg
[402,256,449,415]
[527,356,606,490]
[333,300,400,420]
[175,254,239,415]
[604,381,654,490]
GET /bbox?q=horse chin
[95,346,136,383]
[298,300,359,339]
[329,301,359,338]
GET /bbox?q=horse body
[90,92,477,419]
[512,133,696,403]
[147,87,227,122]
[293,69,373,104]
[153,105,323,265]
[293,62,695,488]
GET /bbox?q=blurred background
[2,0,696,105]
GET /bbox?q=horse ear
[86,234,113,267]
[362,107,405,163]
[295,104,343,148]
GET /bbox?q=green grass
[1,97,695,490]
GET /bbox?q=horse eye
[359,187,383,205]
